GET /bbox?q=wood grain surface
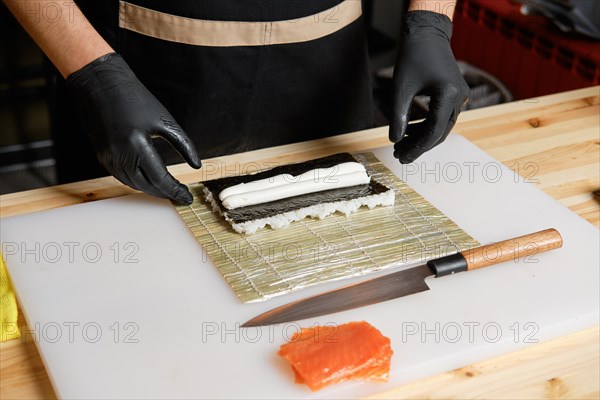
[1,86,599,399]
[462,228,563,271]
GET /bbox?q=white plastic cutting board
[1,135,598,399]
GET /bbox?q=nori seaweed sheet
[203,153,392,224]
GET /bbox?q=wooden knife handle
[461,228,563,270]
[428,229,563,277]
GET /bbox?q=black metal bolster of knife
[427,253,468,277]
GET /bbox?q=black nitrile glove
[67,53,201,205]
[390,11,469,164]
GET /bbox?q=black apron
[54,0,373,182]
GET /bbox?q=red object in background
[452,0,600,99]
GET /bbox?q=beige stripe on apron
[118,0,362,47]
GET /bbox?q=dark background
[1,0,598,194]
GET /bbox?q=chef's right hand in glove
[390,11,470,164]
[67,52,201,205]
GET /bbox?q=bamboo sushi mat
[175,153,479,303]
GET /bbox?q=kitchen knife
[242,228,563,327]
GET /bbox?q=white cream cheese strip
[219,173,293,201]
[219,162,366,201]
[220,163,370,210]
[222,171,370,210]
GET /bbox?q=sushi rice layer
[203,186,395,234]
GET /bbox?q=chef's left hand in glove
[390,10,469,164]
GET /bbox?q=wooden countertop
[1,86,599,399]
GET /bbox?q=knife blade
[242,228,563,327]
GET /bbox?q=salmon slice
[278,321,393,391]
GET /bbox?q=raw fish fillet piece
[278,321,393,391]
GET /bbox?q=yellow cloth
[0,253,20,341]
